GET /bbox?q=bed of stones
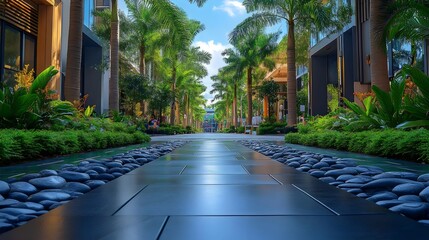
[0,141,186,234]
[240,140,429,225]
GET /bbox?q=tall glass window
[24,36,36,70]
[1,22,37,87]
[84,0,95,28]
[388,40,424,76]
[4,26,21,86]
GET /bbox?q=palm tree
[164,20,206,125]
[125,0,207,76]
[65,0,207,110]
[225,29,278,125]
[382,1,429,46]
[370,0,391,92]
[230,0,350,125]
[211,70,236,126]
[174,46,211,126]
[370,1,429,92]
[65,0,83,101]
[110,0,120,111]
[210,74,233,129]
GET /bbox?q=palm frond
[229,13,282,44]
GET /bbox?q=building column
[37,3,62,95]
[263,96,269,119]
[310,56,328,116]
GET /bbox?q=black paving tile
[244,165,299,174]
[272,174,390,215]
[182,165,248,174]
[2,139,429,239]
[128,165,185,175]
[160,215,429,240]
[106,174,280,185]
[46,181,147,216]
[0,216,166,240]
[115,185,334,216]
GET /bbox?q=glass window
[4,26,21,86]
[84,0,94,28]
[4,26,21,71]
[391,39,424,75]
[24,35,36,71]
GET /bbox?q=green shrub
[285,129,429,163]
[257,122,296,135]
[237,126,245,133]
[0,129,150,165]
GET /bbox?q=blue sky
[117,0,284,103]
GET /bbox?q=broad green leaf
[0,103,12,118]
[363,96,374,116]
[29,66,58,94]
[401,65,429,98]
[343,98,365,115]
[372,85,394,117]
[397,120,429,129]
[390,78,406,112]
[13,94,38,116]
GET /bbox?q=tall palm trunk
[226,104,230,128]
[370,1,390,92]
[65,0,83,101]
[246,67,253,125]
[139,44,146,75]
[170,64,177,125]
[109,0,119,111]
[286,21,297,126]
[175,100,180,125]
[232,83,237,127]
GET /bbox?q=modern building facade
[309,0,428,116]
[0,0,109,114]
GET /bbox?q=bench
[244,125,259,135]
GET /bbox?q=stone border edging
[240,140,429,225]
[0,141,187,234]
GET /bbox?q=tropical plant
[258,80,279,119]
[0,66,75,129]
[327,84,339,112]
[226,28,279,125]
[396,65,429,129]
[120,74,150,115]
[343,75,408,129]
[14,65,35,91]
[230,0,351,126]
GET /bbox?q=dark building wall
[355,0,371,84]
[327,54,338,85]
[310,56,328,116]
[341,28,356,101]
[82,30,103,114]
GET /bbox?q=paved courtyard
[1,134,429,239]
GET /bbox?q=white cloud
[193,40,231,104]
[213,0,246,17]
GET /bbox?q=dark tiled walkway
[1,139,429,240]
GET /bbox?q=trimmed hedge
[146,125,195,135]
[0,129,150,165]
[285,129,429,163]
[258,122,297,135]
